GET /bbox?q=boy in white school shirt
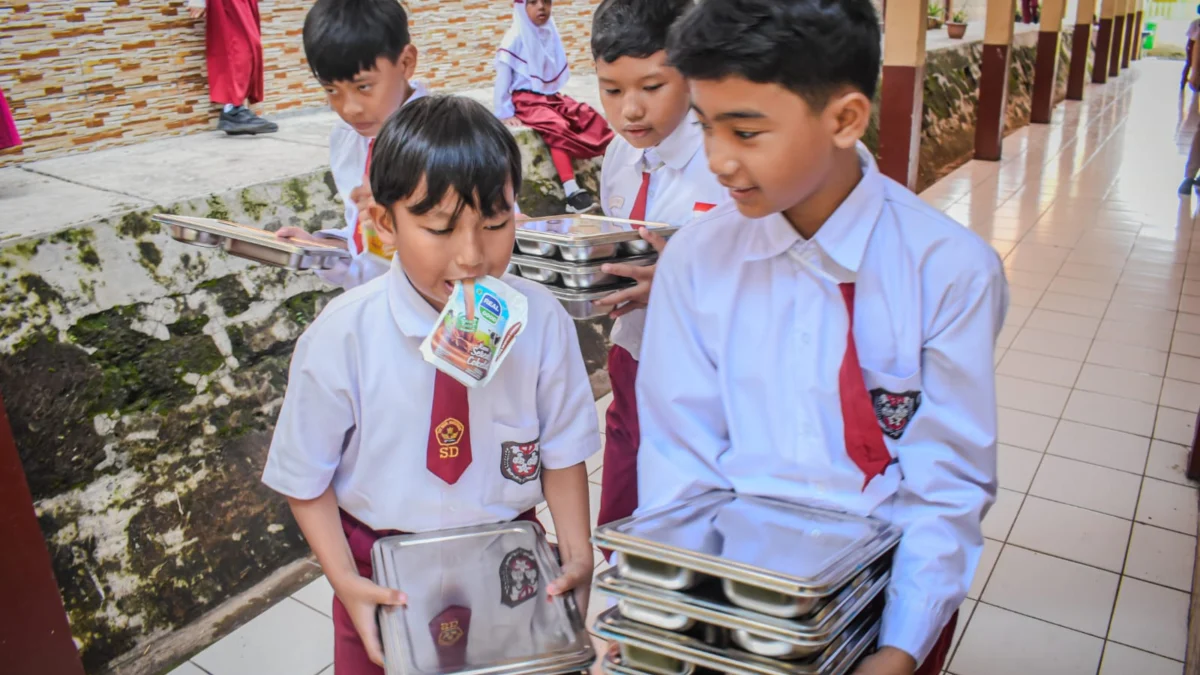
[636,2,1009,675]
[263,97,599,675]
[586,0,728,532]
[275,0,428,289]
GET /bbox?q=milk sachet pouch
[420,276,528,388]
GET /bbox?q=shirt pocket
[860,367,923,441]
[488,422,545,513]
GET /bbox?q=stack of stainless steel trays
[509,215,677,320]
[155,214,351,271]
[590,492,901,675]
[370,521,595,675]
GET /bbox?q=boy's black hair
[303,0,411,83]
[370,96,522,224]
[591,0,694,63]
[667,0,880,107]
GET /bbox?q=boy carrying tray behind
[635,1,1009,674]
[586,0,729,533]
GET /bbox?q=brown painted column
[975,0,1016,161]
[1120,0,1136,68]
[1109,0,1127,77]
[1132,0,1145,60]
[1032,0,1067,123]
[0,394,86,675]
[1093,0,1117,83]
[1067,0,1095,99]
[878,0,928,190]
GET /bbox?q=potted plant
[947,9,968,39]
[928,3,944,30]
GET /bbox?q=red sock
[549,148,575,183]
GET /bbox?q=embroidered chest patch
[500,438,541,485]
[499,548,540,607]
[870,389,921,440]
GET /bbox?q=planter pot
[946,21,967,39]
[928,17,944,29]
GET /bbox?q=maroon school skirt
[333,509,540,675]
[512,90,613,160]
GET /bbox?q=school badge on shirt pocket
[499,548,540,607]
[500,438,541,484]
[870,389,921,439]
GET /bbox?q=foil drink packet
[420,276,528,388]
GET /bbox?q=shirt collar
[744,143,885,275]
[386,257,440,338]
[622,111,704,172]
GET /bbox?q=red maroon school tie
[428,605,471,669]
[838,283,892,489]
[426,370,473,485]
[352,138,376,254]
[628,170,651,221]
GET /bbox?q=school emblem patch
[499,548,540,607]
[437,619,464,646]
[870,389,921,440]
[500,438,541,485]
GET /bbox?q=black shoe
[1181,178,1195,195]
[218,107,278,135]
[565,190,598,214]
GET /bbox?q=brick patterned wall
[0,0,601,168]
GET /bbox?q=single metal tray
[593,492,900,603]
[619,643,696,675]
[619,598,696,633]
[155,214,351,271]
[547,283,635,320]
[596,565,889,658]
[515,215,677,262]
[370,521,595,675]
[593,607,879,675]
[509,253,655,289]
[617,555,709,592]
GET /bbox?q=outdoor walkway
[169,59,1198,675]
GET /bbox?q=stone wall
[0,0,601,168]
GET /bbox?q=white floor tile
[1008,496,1132,573]
[996,351,1082,387]
[950,598,976,659]
[1166,352,1200,384]
[997,408,1059,451]
[967,538,1003,600]
[292,575,334,617]
[192,598,334,675]
[996,323,1019,350]
[1106,304,1177,330]
[1108,576,1190,661]
[1176,311,1200,336]
[1096,318,1174,351]
[982,488,1025,541]
[1023,309,1100,339]
[1074,363,1162,405]
[1086,340,1168,376]
[1170,330,1200,358]
[1135,477,1199,535]
[1030,455,1142,519]
[1144,440,1199,487]
[1124,523,1196,592]
[997,443,1042,492]
[1012,328,1093,360]
[1006,269,1056,291]
[1045,420,1149,474]
[1098,643,1183,675]
[1061,389,1158,437]
[1037,291,1110,318]
[1048,276,1115,301]
[1154,406,1196,446]
[981,547,1118,637]
[1008,285,1045,308]
[995,375,1071,417]
[949,604,1103,675]
[1159,378,1200,413]
[1059,262,1121,283]
[1004,304,1033,327]
[595,393,612,431]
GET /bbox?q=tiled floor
[171,60,1197,675]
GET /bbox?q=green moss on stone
[17,274,63,306]
[195,275,254,317]
[282,178,311,213]
[138,242,163,270]
[117,212,161,238]
[282,291,323,327]
[239,189,270,222]
[51,228,102,270]
[205,195,231,221]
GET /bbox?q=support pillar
[878,0,928,190]
[1121,0,1136,68]
[1109,0,1127,77]
[1067,0,1094,99]
[1133,0,1145,60]
[975,0,1016,161]
[1093,0,1117,84]
[1032,0,1066,123]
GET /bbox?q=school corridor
[164,58,1199,675]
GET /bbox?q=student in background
[187,0,277,135]
[494,0,613,214]
[636,1,1008,674]
[1185,5,1200,90]
[586,0,728,532]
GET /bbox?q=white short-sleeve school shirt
[599,113,728,359]
[636,144,1008,664]
[314,82,429,289]
[262,259,600,532]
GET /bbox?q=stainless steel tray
[593,492,900,603]
[155,214,351,271]
[619,598,696,632]
[515,215,677,262]
[596,565,888,657]
[370,521,595,675]
[509,253,655,289]
[593,607,879,675]
[619,643,696,675]
[547,283,634,320]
